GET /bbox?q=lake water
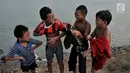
[0,0,130,58]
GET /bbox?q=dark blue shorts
[21,61,38,72]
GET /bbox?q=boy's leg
[91,60,97,73]
[47,60,53,73]
[79,53,86,73]
[68,46,78,73]
[58,60,64,73]
[24,72,30,73]
[29,61,38,73]
[91,57,107,73]
[30,70,36,73]
[91,60,98,73]
[55,43,64,73]
[21,66,30,73]
[46,45,55,73]
[91,68,98,73]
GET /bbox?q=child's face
[96,17,107,27]
[19,31,30,42]
[75,10,85,21]
[46,12,55,24]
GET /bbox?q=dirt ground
[0,45,130,73]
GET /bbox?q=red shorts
[92,57,107,70]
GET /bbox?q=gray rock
[0,49,4,55]
[120,65,129,72]
[111,47,120,53]
[36,57,42,61]
[0,70,4,73]
[10,70,14,73]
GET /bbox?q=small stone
[111,57,116,59]
[121,66,128,72]
[0,70,4,73]
[37,57,42,61]
[120,49,126,55]
[10,70,14,73]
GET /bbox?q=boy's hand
[72,30,81,37]
[33,33,42,36]
[47,36,60,44]
[63,22,71,28]
[81,51,86,58]
[86,35,91,40]
[18,57,25,60]
[81,49,91,59]
[63,22,68,28]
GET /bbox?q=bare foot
[74,71,78,73]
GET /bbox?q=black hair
[76,5,88,15]
[96,10,112,25]
[14,25,28,38]
[39,7,52,20]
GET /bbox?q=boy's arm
[88,28,96,39]
[57,20,67,39]
[33,32,42,36]
[72,20,77,28]
[30,38,42,50]
[104,29,111,42]
[33,22,45,36]
[91,29,96,38]
[84,23,91,39]
[3,47,24,62]
[71,21,83,38]
[4,56,24,61]
[58,32,66,39]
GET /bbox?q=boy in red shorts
[86,10,112,73]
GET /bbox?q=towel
[89,36,110,70]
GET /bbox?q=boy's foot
[86,58,91,62]
[74,71,78,73]
[45,70,49,73]
[73,70,78,73]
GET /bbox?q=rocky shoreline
[0,45,130,73]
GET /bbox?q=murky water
[0,0,130,58]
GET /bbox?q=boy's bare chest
[75,23,86,33]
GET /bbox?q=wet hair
[76,5,88,15]
[39,7,52,20]
[96,10,112,25]
[14,25,28,38]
